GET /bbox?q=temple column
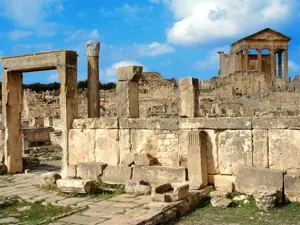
[284,49,289,82]
[257,48,262,71]
[87,41,100,118]
[278,50,283,79]
[244,48,249,70]
[270,49,276,80]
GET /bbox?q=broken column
[188,131,208,189]
[179,77,199,118]
[87,41,100,118]
[2,70,23,173]
[116,66,143,118]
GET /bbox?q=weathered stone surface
[0,217,20,224]
[0,163,7,175]
[39,172,61,187]
[119,129,131,163]
[22,156,40,169]
[253,186,278,210]
[94,129,119,165]
[119,118,179,130]
[56,179,97,194]
[125,180,151,195]
[117,66,143,81]
[210,197,232,208]
[102,165,132,184]
[252,117,300,129]
[284,173,300,203]
[117,81,139,118]
[121,152,136,166]
[218,130,252,175]
[210,175,235,192]
[203,130,219,174]
[253,129,268,168]
[72,118,118,129]
[134,154,151,166]
[151,183,189,202]
[235,166,283,199]
[132,166,186,184]
[67,165,77,178]
[76,162,107,180]
[269,129,300,171]
[179,77,199,118]
[179,117,252,130]
[209,191,230,199]
[131,130,158,156]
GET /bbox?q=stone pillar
[244,49,249,70]
[278,50,283,79]
[117,66,143,118]
[2,70,23,173]
[188,131,208,189]
[240,51,244,70]
[58,52,78,178]
[86,41,100,118]
[257,49,262,71]
[270,49,276,80]
[179,78,199,118]
[284,49,289,82]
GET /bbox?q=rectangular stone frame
[2,50,78,176]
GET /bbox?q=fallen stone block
[56,179,97,194]
[209,191,229,199]
[132,166,187,184]
[121,152,136,166]
[151,183,189,202]
[134,154,151,166]
[210,197,232,208]
[253,186,278,211]
[284,173,300,203]
[39,172,61,187]
[76,162,107,180]
[235,166,283,200]
[125,180,151,195]
[22,156,40,169]
[102,165,132,184]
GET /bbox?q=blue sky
[1,0,300,84]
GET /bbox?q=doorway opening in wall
[22,71,62,172]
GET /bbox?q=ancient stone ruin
[1,28,300,224]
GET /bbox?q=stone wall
[68,117,300,176]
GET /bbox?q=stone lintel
[252,117,300,129]
[72,118,119,129]
[119,118,179,130]
[117,66,143,82]
[179,117,252,130]
[2,50,77,72]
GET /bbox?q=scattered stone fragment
[253,186,278,211]
[210,197,233,208]
[151,183,189,202]
[39,172,61,187]
[125,180,151,195]
[134,154,152,166]
[121,152,136,166]
[56,179,97,194]
[209,191,229,199]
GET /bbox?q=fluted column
[284,49,289,82]
[87,41,100,118]
[278,50,283,79]
[257,48,262,71]
[244,48,249,70]
[270,49,276,80]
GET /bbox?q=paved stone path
[0,168,191,225]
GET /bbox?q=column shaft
[278,51,283,79]
[284,49,289,82]
[244,49,249,70]
[270,49,276,80]
[257,49,262,71]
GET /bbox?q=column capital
[86,41,100,57]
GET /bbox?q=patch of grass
[0,197,72,224]
[172,199,300,225]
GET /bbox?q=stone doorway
[1,51,78,177]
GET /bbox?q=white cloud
[8,30,33,40]
[103,60,147,82]
[166,0,295,45]
[289,60,300,71]
[47,73,59,83]
[65,29,101,42]
[134,42,175,57]
[196,45,230,70]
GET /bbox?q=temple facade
[218,28,291,86]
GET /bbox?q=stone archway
[2,50,78,177]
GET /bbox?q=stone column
[257,49,262,71]
[270,49,276,80]
[86,41,100,118]
[179,78,199,118]
[244,49,249,70]
[284,49,289,82]
[58,52,78,178]
[278,50,283,79]
[117,66,143,118]
[2,70,23,173]
[188,131,208,189]
[240,51,244,70]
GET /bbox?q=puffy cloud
[166,0,295,45]
[8,30,33,40]
[196,45,230,71]
[103,60,147,82]
[134,42,175,57]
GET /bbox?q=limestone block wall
[68,116,300,176]
[22,127,53,143]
